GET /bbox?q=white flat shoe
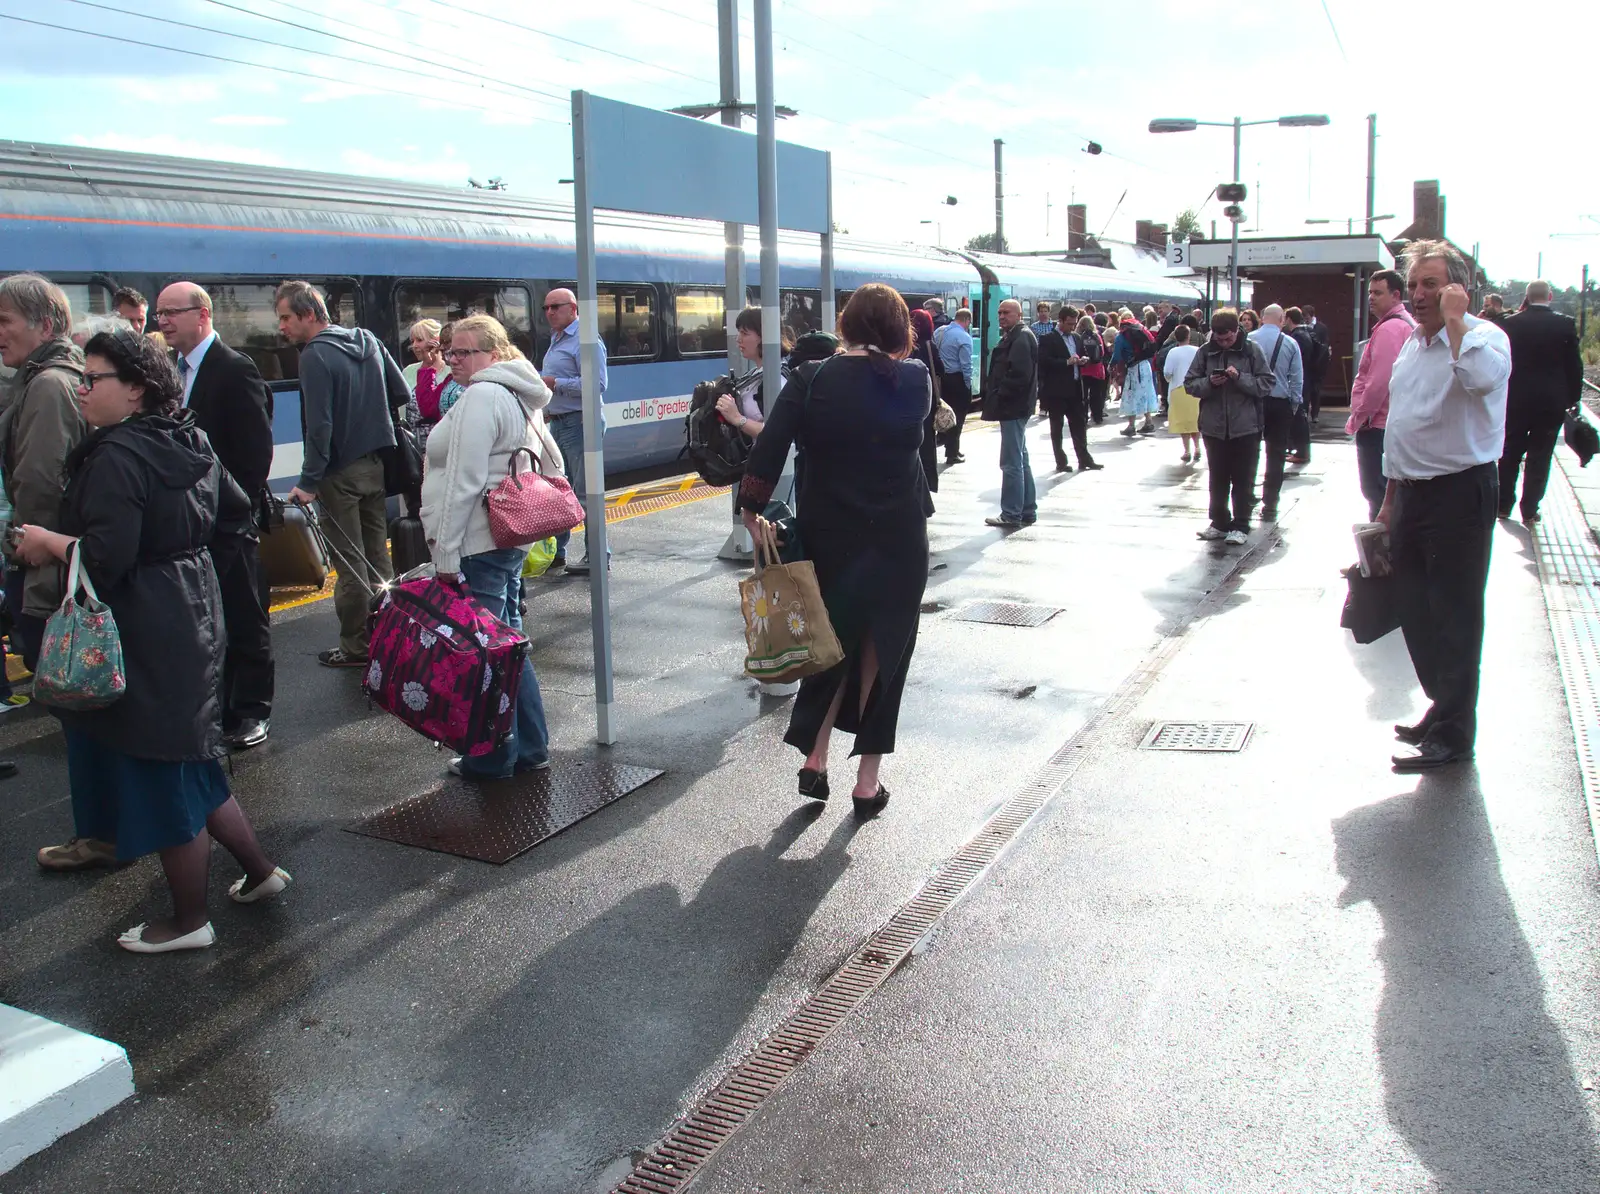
[117,922,216,954]
[229,866,292,904]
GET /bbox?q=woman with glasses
[14,330,287,953]
[419,314,562,779]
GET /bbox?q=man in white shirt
[1376,240,1511,771]
[1248,305,1304,521]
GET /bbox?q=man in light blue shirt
[1029,300,1055,339]
[933,308,975,464]
[539,288,609,574]
[1247,303,1304,520]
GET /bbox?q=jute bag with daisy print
[740,519,843,683]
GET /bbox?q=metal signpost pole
[714,0,753,561]
[570,92,616,746]
[1365,113,1377,236]
[821,152,836,332]
[993,138,1004,251]
[754,0,780,421]
[1230,116,1242,307]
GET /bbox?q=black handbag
[1340,567,1401,644]
[1564,407,1598,467]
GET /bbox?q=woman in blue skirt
[16,330,288,954]
[1112,312,1160,437]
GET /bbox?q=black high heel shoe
[798,767,829,803]
[852,784,890,818]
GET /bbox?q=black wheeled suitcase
[388,515,429,576]
[259,499,331,588]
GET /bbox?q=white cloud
[209,115,288,127]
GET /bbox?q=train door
[973,280,1010,383]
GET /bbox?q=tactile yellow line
[268,474,729,612]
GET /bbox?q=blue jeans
[457,547,550,777]
[547,413,609,563]
[999,418,1037,522]
[1355,426,1386,522]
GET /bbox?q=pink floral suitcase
[363,575,527,757]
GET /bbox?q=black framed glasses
[442,347,489,362]
[542,302,574,312]
[79,370,118,390]
[154,305,203,318]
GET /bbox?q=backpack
[364,573,528,757]
[684,375,751,487]
[1128,324,1158,365]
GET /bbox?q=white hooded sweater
[419,358,565,572]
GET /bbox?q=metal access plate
[346,757,664,864]
[1139,721,1253,752]
[954,600,1064,628]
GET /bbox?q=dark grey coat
[1184,337,1275,439]
[56,413,226,762]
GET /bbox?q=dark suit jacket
[1036,329,1082,413]
[186,336,275,504]
[1504,305,1583,424]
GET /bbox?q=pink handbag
[484,446,585,548]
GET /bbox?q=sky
[1,0,1596,287]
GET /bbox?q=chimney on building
[1402,180,1442,241]
[1152,222,1169,246]
[1067,204,1086,251]
[1134,220,1153,248]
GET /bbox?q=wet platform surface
[2,416,1596,1193]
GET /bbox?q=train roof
[0,139,1198,302]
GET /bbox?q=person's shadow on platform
[1333,777,1600,1192]
[408,804,860,1193]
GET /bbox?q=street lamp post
[1149,113,1330,307]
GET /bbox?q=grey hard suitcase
[259,499,331,588]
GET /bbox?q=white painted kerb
[0,1003,133,1175]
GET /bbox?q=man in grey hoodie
[277,280,409,666]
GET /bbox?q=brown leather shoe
[37,837,118,871]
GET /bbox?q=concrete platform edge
[0,1004,134,1176]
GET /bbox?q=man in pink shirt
[1347,269,1416,519]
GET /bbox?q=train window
[395,283,534,362]
[676,287,727,356]
[744,288,824,342]
[597,284,656,360]
[206,281,358,383]
[55,282,114,331]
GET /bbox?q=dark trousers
[1391,462,1497,753]
[1355,426,1386,521]
[211,532,275,725]
[1203,434,1260,532]
[940,371,972,460]
[1304,370,1324,421]
[1084,376,1107,423]
[1047,390,1094,469]
[1260,396,1295,512]
[1497,409,1562,517]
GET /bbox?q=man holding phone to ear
[1184,308,1274,545]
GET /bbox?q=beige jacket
[1,340,86,615]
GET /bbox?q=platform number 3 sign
[1166,239,1187,267]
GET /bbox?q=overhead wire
[0,12,571,125]
[193,0,572,109]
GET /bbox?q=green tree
[1172,208,1203,242]
[965,232,1009,254]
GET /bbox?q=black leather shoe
[1393,720,1429,745]
[1392,741,1472,771]
[1521,509,1541,524]
[225,719,269,750]
[798,767,829,803]
[0,759,16,778]
[1495,506,1513,520]
[1080,461,1104,471]
[852,784,890,818]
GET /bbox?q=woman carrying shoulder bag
[16,330,286,953]
[421,314,562,780]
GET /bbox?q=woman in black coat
[16,330,288,954]
[738,284,931,817]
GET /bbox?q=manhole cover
[1139,721,1253,752]
[954,601,1063,627]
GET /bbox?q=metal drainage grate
[347,757,664,864]
[612,527,1285,1194]
[953,600,1063,628]
[1139,720,1253,752]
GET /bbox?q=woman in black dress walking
[738,284,932,816]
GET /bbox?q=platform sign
[1166,238,1188,268]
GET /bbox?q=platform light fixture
[1146,113,1331,305]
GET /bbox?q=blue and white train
[0,139,1202,487]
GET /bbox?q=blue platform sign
[580,94,830,234]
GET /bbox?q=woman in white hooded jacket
[420,314,564,780]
